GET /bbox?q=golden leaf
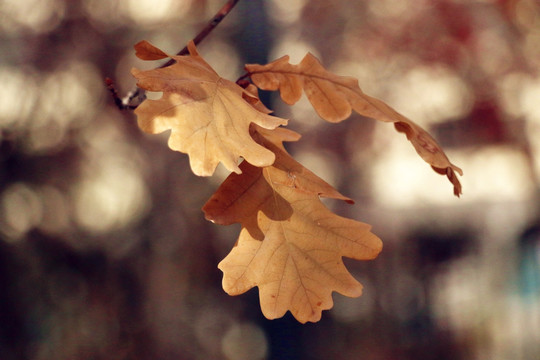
[131,41,287,176]
[203,126,382,323]
[246,55,463,196]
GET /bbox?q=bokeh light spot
[388,65,473,126]
[0,183,43,240]
[268,0,307,25]
[74,159,151,234]
[0,66,39,129]
[221,322,268,360]
[126,0,177,25]
[368,0,412,19]
[0,0,65,35]
[270,35,319,64]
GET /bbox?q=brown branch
[105,77,138,110]
[161,0,240,68]
[106,0,241,110]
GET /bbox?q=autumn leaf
[203,126,382,323]
[134,40,169,60]
[131,41,287,176]
[246,55,463,196]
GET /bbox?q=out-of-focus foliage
[1,0,539,359]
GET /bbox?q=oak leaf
[246,55,463,196]
[131,41,287,176]
[203,126,382,323]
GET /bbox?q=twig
[106,0,241,110]
[161,0,240,68]
[105,77,139,110]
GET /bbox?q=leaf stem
[107,0,241,110]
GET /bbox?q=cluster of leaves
[131,40,462,323]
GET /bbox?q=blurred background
[1,0,539,359]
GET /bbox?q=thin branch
[105,77,138,110]
[106,0,241,111]
[161,0,240,68]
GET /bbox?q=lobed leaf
[131,41,287,176]
[203,126,382,323]
[246,55,463,196]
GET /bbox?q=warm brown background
[1,0,539,359]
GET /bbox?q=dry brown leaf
[246,55,463,196]
[131,41,287,176]
[134,40,169,60]
[203,126,382,323]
